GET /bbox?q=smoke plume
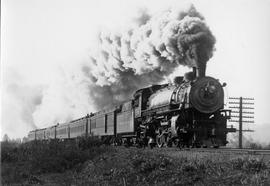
[1,69,44,138]
[84,5,216,110]
[6,84,43,129]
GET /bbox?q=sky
[1,0,270,144]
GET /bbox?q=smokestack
[193,65,206,78]
[197,63,206,78]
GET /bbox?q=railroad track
[186,148,270,155]
[126,146,270,155]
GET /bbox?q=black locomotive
[132,67,236,148]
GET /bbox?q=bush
[1,141,21,162]
[1,136,106,174]
[78,136,103,150]
[249,142,263,149]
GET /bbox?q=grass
[1,140,270,185]
[75,147,270,185]
[1,136,110,185]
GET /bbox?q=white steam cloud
[84,5,215,110]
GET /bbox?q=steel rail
[186,148,270,155]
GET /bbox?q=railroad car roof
[57,122,70,127]
[70,116,87,123]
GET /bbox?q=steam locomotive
[28,67,236,148]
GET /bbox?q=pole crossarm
[236,129,255,132]
[229,120,254,123]
[231,115,254,119]
[229,97,254,100]
[231,111,254,114]
[229,102,254,105]
[229,106,254,109]
[229,106,240,109]
[242,98,254,100]
[242,107,254,110]
[229,97,240,100]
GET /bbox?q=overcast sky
[1,0,270,144]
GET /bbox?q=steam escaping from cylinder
[84,5,216,110]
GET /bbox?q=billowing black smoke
[83,65,171,109]
[83,5,216,110]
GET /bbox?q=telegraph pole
[239,97,243,148]
[229,97,255,149]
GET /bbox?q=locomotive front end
[190,76,224,113]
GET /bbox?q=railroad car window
[107,113,114,126]
[91,119,96,129]
[96,116,105,128]
[82,125,84,132]
[58,128,67,135]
